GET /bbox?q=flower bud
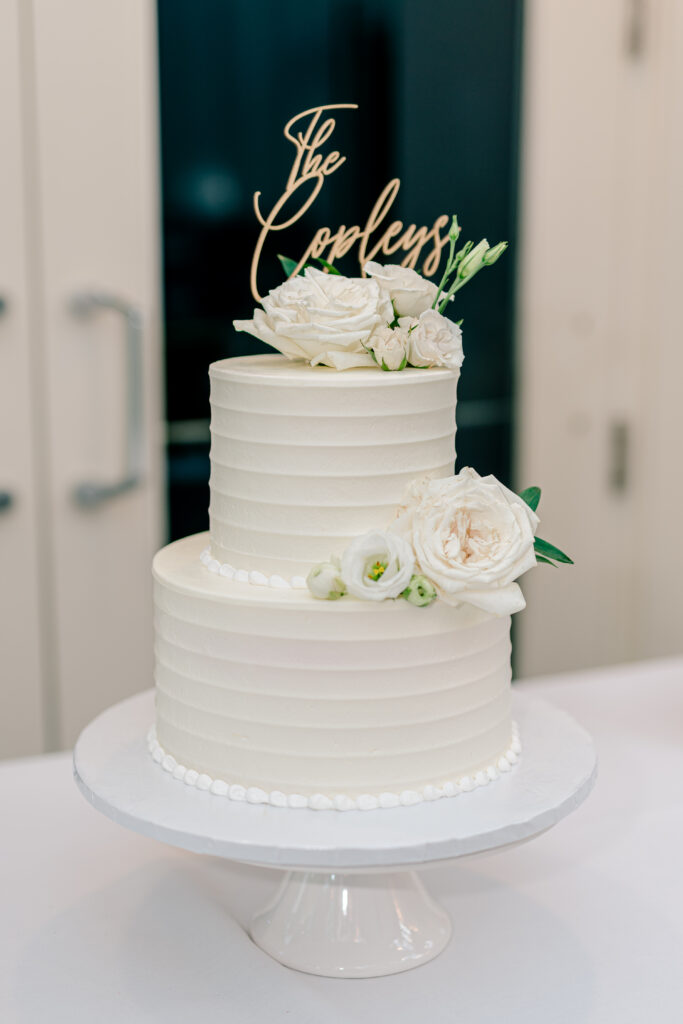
[483,241,508,265]
[448,215,461,242]
[307,561,346,600]
[458,239,490,280]
[402,574,438,607]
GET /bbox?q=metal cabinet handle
[70,291,144,508]
[1,298,12,509]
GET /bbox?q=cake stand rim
[73,689,597,870]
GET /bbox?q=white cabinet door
[629,0,683,658]
[516,0,683,675]
[29,0,164,746]
[0,0,46,756]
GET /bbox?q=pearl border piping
[147,723,521,811]
[200,548,307,590]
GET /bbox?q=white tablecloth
[1,659,682,1023]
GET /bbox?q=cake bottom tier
[152,534,517,808]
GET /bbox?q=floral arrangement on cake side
[234,216,505,371]
[306,468,572,616]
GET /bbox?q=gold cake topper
[250,103,451,301]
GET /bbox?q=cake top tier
[207,353,459,580]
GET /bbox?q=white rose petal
[407,309,464,370]
[341,529,415,601]
[364,261,438,317]
[394,467,539,616]
[394,474,437,534]
[369,324,409,371]
[234,267,393,369]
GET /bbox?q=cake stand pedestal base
[74,689,596,979]
[250,869,451,978]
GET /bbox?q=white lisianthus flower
[364,261,438,317]
[393,468,539,615]
[307,559,346,600]
[406,309,464,370]
[341,530,415,601]
[369,324,409,371]
[234,267,393,370]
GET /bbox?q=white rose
[369,324,409,371]
[407,309,464,370]
[307,560,346,600]
[234,267,393,370]
[393,468,539,615]
[364,261,438,317]
[341,529,415,601]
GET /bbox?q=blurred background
[1,0,682,758]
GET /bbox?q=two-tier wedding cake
[148,243,570,810]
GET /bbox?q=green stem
[438,261,485,314]
[431,223,461,309]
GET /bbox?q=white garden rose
[369,324,409,371]
[234,267,393,370]
[406,309,464,370]
[341,529,415,601]
[364,261,438,317]
[393,468,539,615]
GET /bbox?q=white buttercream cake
[150,353,521,809]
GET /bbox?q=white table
[1,659,682,1023]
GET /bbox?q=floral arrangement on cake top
[307,468,572,616]
[234,216,506,371]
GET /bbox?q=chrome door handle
[70,291,144,508]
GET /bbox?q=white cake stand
[73,690,596,979]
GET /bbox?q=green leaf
[315,257,341,275]
[535,554,556,566]
[277,254,299,278]
[534,536,573,564]
[519,486,541,512]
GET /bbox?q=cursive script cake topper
[250,103,452,301]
